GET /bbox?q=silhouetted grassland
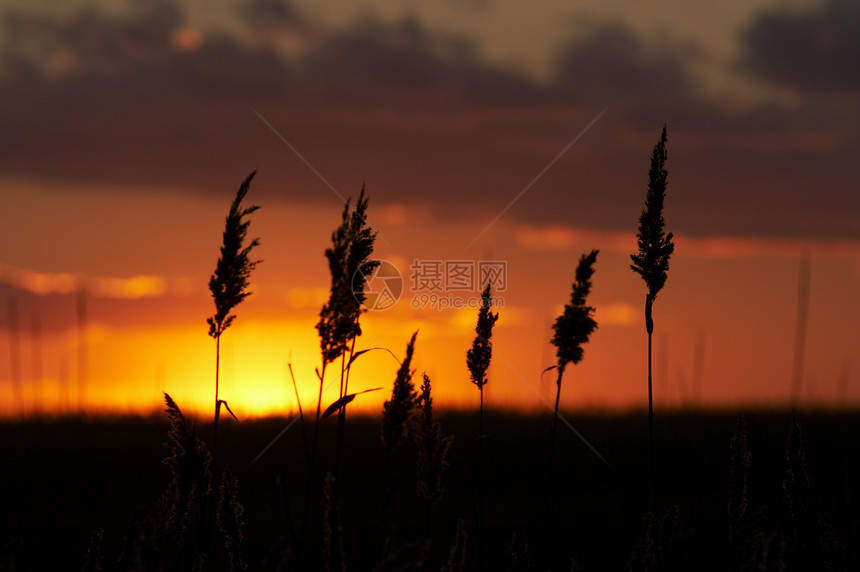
[2,408,858,570]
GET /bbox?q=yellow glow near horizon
[0,312,500,419]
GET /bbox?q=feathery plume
[466,283,497,570]
[217,467,248,572]
[630,126,674,515]
[544,250,598,566]
[630,125,674,333]
[382,331,419,461]
[207,171,260,465]
[159,393,212,544]
[316,186,379,365]
[466,283,499,391]
[413,373,453,515]
[207,171,261,340]
[551,250,599,375]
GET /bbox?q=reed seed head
[551,249,598,375]
[630,126,674,308]
[207,171,261,339]
[159,393,212,544]
[382,331,419,459]
[467,283,499,390]
[316,186,379,364]
[413,373,453,510]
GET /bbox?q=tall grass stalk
[630,126,674,513]
[543,249,598,565]
[301,187,377,569]
[379,331,419,531]
[217,466,248,572]
[466,282,498,571]
[207,171,260,466]
[413,373,453,532]
[467,283,498,453]
[381,331,419,464]
[160,392,213,568]
[313,186,378,474]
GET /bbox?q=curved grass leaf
[321,387,382,421]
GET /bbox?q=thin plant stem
[334,337,356,482]
[543,249,598,567]
[312,362,328,464]
[648,329,656,514]
[287,361,309,464]
[478,383,485,572]
[213,334,221,471]
[543,368,564,567]
[297,360,328,571]
[630,126,673,518]
[206,169,259,491]
[466,284,497,572]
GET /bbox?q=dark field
[2,408,859,570]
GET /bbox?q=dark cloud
[741,0,860,93]
[296,16,542,107]
[0,1,297,189]
[241,0,304,32]
[552,24,693,104]
[0,0,857,241]
[2,0,181,72]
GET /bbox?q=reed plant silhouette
[382,331,419,464]
[323,471,345,572]
[466,282,498,571]
[216,467,248,572]
[630,126,674,513]
[159,392,213,569]
[207,171,260,466]
[413,373,454,531]
[380,331,419,526]
[467,283,498,448]
[295,186,378,570]
[313,186,379,474]
[543,249,598,565]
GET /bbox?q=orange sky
[1,0,859,418]
[2,181,859,419]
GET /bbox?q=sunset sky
[1,0,858,418]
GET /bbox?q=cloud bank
[0,0,857,240]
